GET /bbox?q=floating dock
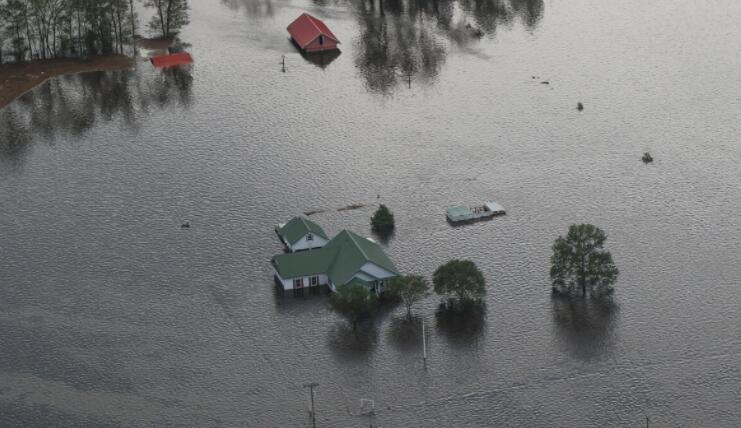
[447,201,505,224]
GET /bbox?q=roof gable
[287,13,340,49]
[323,230,399,285]
[278,217,329,245]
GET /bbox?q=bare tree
[144,0,188,39]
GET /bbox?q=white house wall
[289,235,328,252]
[276,272,329,290]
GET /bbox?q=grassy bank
[0,55,134,109]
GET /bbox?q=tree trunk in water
[580,255,586,297]
[130,0,137,54]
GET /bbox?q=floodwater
[1,0,741,426]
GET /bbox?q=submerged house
[287,13,340,53]
[275,217,329,252]
[272,222,399,294]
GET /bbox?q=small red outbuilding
[150,52,194,68]
[287,13,340,53]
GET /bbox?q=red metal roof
[150,52,194,68]
[287,13,340,49]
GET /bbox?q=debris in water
[642,152,654,163]
[465,23,484,38]
[337,203,365,212]
[541,81,549,85]
[303,209,326,216]
[181,221,190,228]
[577,102,584,111]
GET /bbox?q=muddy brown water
[1,0,741,426]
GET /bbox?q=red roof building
[287,13,340,53]
[150,52,194,68]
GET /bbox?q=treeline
[0,0,189,63]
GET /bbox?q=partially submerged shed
[150,52,193,68]
[287,13,340,53]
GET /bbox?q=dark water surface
[2,0,741,426]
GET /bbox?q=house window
[311,276,318,286]
[319,35,324,45]
[293,278,303,288]
[306,233,313,241]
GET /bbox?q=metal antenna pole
[304,382,319,427]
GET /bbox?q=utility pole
[304,382,319,427]
[421,318,427,366]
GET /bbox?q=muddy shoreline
[0,55,134,109]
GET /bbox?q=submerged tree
[371,204,395,234]
[144,0,189,39]
[0,0,5,62]
[433,259,486,303]
[386,275,430,320]
[328,283,378,330]
[550,224,619,297]
[0,0,138,63]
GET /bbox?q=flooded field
[1,0,740,426]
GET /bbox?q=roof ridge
[304,13,324,38]
[346,230,370,262]
[325,246,343,282]
[299,216,309,231]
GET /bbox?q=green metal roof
[271,229,399,285]
[277,217,329,245]
[323,230,400,285]
[272,248,338,279]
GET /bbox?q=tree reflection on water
[434,299,486,346]
[0,64,193,166]
[221,0,280,18]
[350,0,544,93]
[327,322,379,361]
[551,293,619,361]
[386,314,423,352]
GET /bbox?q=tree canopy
[432,259,486,302]
[550,224,619,296]
[328,283,378,330]
[144,0,189,39]
[371,204,395,234]
[0,0,138,62]
[386,275,429,320]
